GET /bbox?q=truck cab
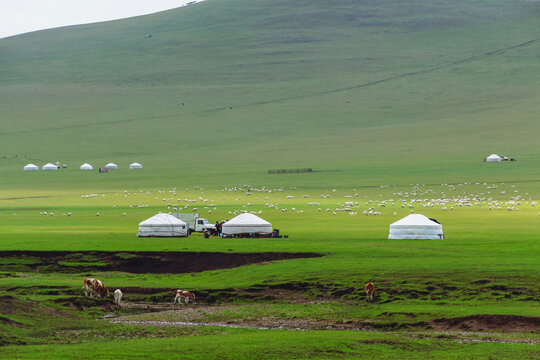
[172,213,214,233]
[195,218,213,232]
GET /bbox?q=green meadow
[1,182,538,355]
[0,0,539,357]
[3,328,538,360]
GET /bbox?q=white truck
[172,213,215,233]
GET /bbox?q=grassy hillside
[1,0,539,190]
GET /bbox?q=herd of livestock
[83,277,197,309]
[83,277,376,309]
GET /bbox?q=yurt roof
[390,214,441,227]
[224,213,271,226]
[139,213,187,226]
[42,163,57,169]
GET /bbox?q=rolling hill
[1,0,539,189]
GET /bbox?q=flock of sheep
[3,182,536,220]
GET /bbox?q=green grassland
[1,0,539,357]
[0,183,538,355]
[3,328,538,360]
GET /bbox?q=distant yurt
[129,162,142,169]
[222,213,272,236]
[42,163,58,170]
[485,154,502,162]
[138,213,188,237]
[80,163,93,170]
[23,163,39,171]
[105,163,118,170]
[388,214,443,240]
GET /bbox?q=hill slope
[1,0,539,189]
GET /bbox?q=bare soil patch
[53,296,116,312]
[431,315,540,332]
[0,295,18,314]
[0,315,24,328]
[0,251,322,274]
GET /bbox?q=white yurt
[485,154,502,162]
[138,213,188,237]
[388,214,443,240]
[80,163,93,170]
[23,163,39,171]
[222,213,272,235]
[105,163,118,170]
[42,163,58,170]
[129,162,142,169]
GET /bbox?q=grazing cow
[114,289,123,308]
[83,278,96,297]
[365,282,375,301]
[83,278,109,298]
[174,290,196,305]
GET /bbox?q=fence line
[268,168,313,174]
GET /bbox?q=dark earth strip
[0,251,323,274]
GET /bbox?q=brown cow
[83,278,109,298]
[365,282,375,301]
[174,290,196,305]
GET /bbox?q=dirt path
[107,318,538,345]
[106,303,540,344]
